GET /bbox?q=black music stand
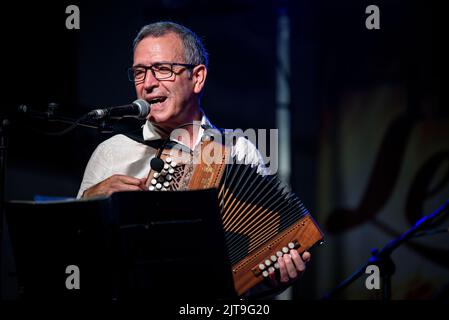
[5,189,237,301]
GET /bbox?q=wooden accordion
[145,138,324,296]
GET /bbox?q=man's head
[130,21,208,129]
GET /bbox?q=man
[78,21,310,297]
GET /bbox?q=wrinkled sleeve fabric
[232,136,269,176]
[76,141,113,199]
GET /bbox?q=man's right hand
[82,174,147,198]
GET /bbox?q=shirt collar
[142,112,215,150]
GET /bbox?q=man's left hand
[268,250,311,288]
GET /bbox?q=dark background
[1,0,445,300]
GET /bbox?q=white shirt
[77,114,265,198]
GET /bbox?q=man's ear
[192,64,207,94]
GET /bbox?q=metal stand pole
[0,118,10,300]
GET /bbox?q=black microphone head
[150,157,165,172]
[133,99,151,119]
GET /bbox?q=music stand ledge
[5,189,237,301]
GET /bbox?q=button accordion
[145,138,324,296]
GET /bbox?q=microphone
[150,156,165,173]
[88,99,150,120]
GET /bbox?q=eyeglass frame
[127,62,197,82]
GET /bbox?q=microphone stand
[323,199,449,300]
[18,107,116,134]
[0,117,10,300]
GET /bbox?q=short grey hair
[133,21,208,68]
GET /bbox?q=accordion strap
[188,140,231,190]
[143,137,231,191]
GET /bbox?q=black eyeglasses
[128,62,196,82]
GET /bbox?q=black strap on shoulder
[123,128,165,149]
[124,125,229,149]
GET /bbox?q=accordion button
[171,161,177,167]
[166,157,172,164]
[276,251,283,257]
[157,177,164,183]
[168,168,175,174]
[270,255,277,262]
[268,267,275,273]
[282,247,289,254]
[288,242,295,249]
[153,172,160,178]
[262,271,269,278]
[274,262,280,269]
[151,179,157,185]
[156,183,162,190]
[264,259,271,266]
[258,264,265,270]
[164,164,170,170]
[163,181,170,188]
[161,170,168,176]
[148,186,155,191]
[166,175,173,181]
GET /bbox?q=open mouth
[148,96,167,107]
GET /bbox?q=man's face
[133,33,206,129]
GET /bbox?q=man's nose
[143,69,159,91]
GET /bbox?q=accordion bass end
[231,214,323,295]
[145,140,324,296]
[185,141,324,296]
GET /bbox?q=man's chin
[148,111,167,123]
[148,114,174,128]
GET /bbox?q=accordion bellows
[145,139,324,296]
